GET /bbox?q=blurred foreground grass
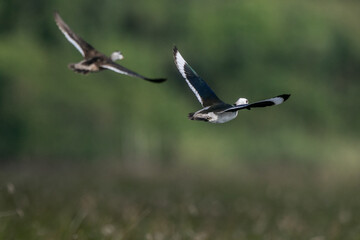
[1,161,360,240]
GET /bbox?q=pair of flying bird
[54,12,290,124]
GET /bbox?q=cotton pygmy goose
[54,12,166,83]
[173,46,290,123]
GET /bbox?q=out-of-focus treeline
[0,0,359,166]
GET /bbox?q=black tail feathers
[188,112,195,120]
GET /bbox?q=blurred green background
[1,0,360,238]
[0,0,359,167]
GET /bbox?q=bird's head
[235,98,249,106]
[111,51,124,61]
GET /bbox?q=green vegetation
[1,0,360,238]
[0,0,359,164]
[1,163,360,239]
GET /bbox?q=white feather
[192,110,238,123]
[175,51,203,106]
[215,112,238,123]
[269,96,284,105]
[59,28,85,57]
[101,65,129,75]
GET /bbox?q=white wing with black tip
[54,11,95,58]
[173,46,224,107]
[101,62,166,83]
[221,94,291,112]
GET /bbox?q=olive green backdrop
[1,0,359,168]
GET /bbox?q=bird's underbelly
[193,111,238,123]
[212,111,238,123]
[69,61,101,73]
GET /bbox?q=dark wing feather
[100,61,166,83]
[173,46,224,107]
[54,11,96,58]
[221,94,291,112]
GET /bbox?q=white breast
[211,112,238,123]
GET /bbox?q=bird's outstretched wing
[173,46,224,107]
[54,11,96,58]
[221,94,291,112]
[100,62,166,83]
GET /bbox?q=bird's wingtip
[281,94,291,101]
[145,78,167,83]
[53,10,60,19]
[173,45,178,52]
[276,94,291,101]
[173,45,179,58]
